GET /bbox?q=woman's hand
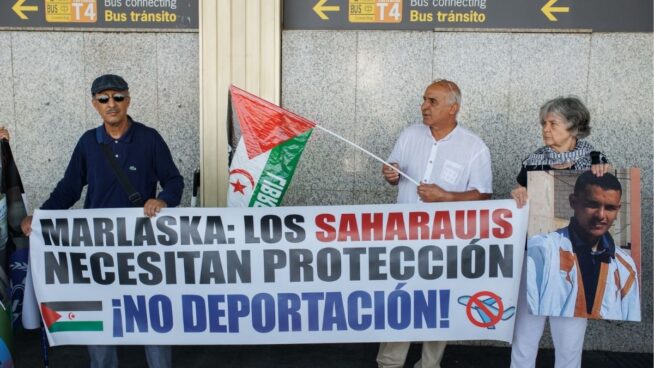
[511,185,528,208]
[591,163,612,177]
[0,127,9,141]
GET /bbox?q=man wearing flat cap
[21,74,183,368]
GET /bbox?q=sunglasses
[95,93,128,104]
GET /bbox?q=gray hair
[539,96,591,139]
[429,79,462,106]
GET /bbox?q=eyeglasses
[95,93,128,104]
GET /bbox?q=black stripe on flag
[44,301,102,311]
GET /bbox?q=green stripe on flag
[249,130,312,207]
[49,321,103,332]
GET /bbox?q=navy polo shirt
[42,119,184,209]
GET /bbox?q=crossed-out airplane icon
[458,295,516,329]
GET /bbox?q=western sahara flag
[41,301,103,333]
[227,85,315,207]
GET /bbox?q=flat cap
[91,74,129,95]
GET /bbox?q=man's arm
[417,184,490,202]
[382,163,400,186]
[382,128,408,186]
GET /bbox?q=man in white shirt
[377,79,492,368]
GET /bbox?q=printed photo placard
[525,169,641,321]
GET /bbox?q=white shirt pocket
[440,160,464,185]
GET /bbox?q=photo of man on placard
[526,170,641,321]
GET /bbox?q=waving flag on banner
[227,85,315,207]
[0,139,32,366]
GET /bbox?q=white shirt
[527,227,640,321]
[388,123,492,204]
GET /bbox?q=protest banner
[29,200,528,346]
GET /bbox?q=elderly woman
[511,97,609,207]
[510,96,610,368]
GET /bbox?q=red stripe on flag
[230,85,316,159]
[40,303,62,329]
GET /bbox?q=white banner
[29,200,528,346]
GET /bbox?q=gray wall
[0,29,650,353]
[281,30,653,353]
[0,31,199,209]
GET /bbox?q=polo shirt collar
[95,116,135,144]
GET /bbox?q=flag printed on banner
[41,301,103,333]
[29,202,529,346]
[227,85,315,207]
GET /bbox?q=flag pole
[312,125,420,186]
[228,84,419,186]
